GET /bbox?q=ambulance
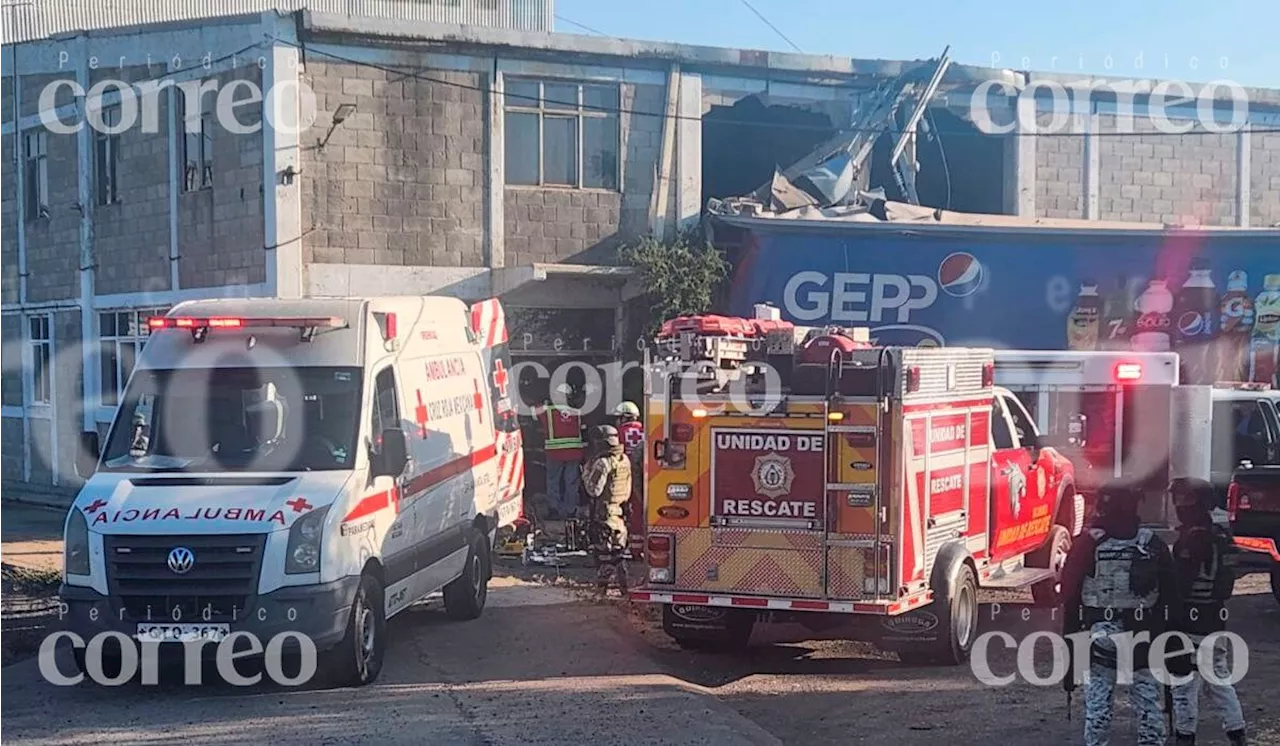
[61,296,524,685]
[630,310,1082,663]
[993,350,1280,525]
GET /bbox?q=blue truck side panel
[724,221,1278,347]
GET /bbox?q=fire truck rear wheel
[1030,525,1072,607]
[444,531,491,621]
[662,606,753,652]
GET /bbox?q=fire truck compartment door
[699,427,827,598]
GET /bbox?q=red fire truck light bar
[1114,363,1143,381]
[147,316,346,330]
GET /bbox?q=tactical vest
[1081,527,1161,609]
[1185,526,1238,605]
[602,452,632,507]
[542,407,584,450]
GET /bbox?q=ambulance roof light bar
[147,315,347,343]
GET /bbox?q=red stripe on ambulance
[343,444,499,523]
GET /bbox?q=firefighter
[581,424,632,594]
[1059,483,1180,746]
[537,383,586,520]
[1168,477,1247,746]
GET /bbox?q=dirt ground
[4,500,1278,745]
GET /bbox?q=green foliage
[618,227,730,337]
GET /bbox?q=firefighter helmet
[614,401,640,419]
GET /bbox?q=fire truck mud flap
[661,603,755,652]
[881,543,979,666]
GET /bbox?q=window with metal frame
[27,315,51,404]
[95,107,121,206]
[0,317,21,409]
[503,78,620,189]
[23,130,49,219]
[177,90,214,192]
[99,308,166,407]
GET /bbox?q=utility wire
[737,0,803,54]
[270,37,1279,139]
[554,14,607,37]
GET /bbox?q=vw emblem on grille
[167,547,195,575]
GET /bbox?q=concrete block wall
[177,65,267,289]
[1251,130,1280,227]
[1,134,17,304]
[1031,112,1271,227]
[1033,112,1085,219]
[22,128,81,302]
[93,66,172,296]
[1096,116,1237,225]
[503,82,664,266]
[300,60,488,268]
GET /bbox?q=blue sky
[554,0,1279,89]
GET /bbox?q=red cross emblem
[285,497,312,513]
[491,359,509,399]
[84,499,107,514]
[473,380,485,425]
[414,389,429,439]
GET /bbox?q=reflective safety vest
[542,406,584,450]
[1081,527,1161,609]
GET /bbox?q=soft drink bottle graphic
[1130,279,1174,352]
[1067,280,1101,351]
[1173,263,1216,384]
[1218,270,1254,381]
[1250,274,1280,385]
[1099,276,1135,351]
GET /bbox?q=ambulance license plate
[135,623,229,643]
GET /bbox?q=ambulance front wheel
[325,572,386,687]
[444,530,491,621]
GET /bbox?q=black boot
[1227,728,1246,746]
[1173,733,1195,746]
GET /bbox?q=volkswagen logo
[166,547,195,575]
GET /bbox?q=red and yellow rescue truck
[630,313,1081,664]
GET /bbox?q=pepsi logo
[1177,311,1210,337]
[937,252,984,298]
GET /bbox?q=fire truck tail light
[671,423,694,442]
[1115,363,1143,381]
[905,366,921,393]
[982,362,995,387]
[827,411,845,422]
[666,483,692,500]
[1226,482,1239,522]
[647,534,674,583]
[691,407,708,419]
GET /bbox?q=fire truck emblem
[1004,464,1027,517]
[752,452,795,498]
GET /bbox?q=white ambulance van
[61,296,524,685]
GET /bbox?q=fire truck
[630,309,1081,664]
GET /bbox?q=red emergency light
[1114,362,1143,381]
[147,315,347,343]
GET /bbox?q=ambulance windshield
[99,366,363,473]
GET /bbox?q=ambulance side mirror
[374,427,409,478]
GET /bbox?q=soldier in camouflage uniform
[581,425,632,593]
[1059,485,1180,746]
